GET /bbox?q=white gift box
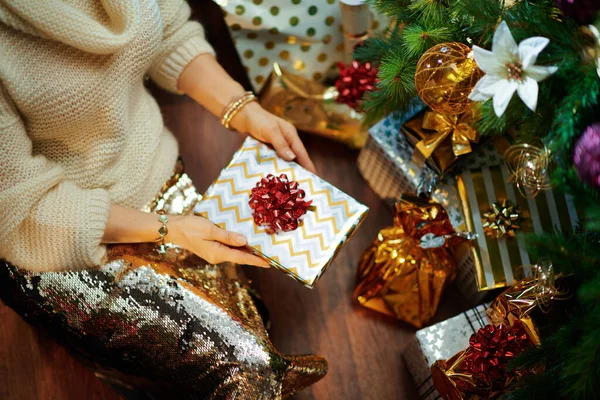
[402,304,490,399]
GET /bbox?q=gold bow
[415,109,479,160]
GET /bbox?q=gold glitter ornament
[414,42,483,115]
[482,199,522,239]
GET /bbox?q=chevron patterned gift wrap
[194,137,369,288]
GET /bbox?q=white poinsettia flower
[588,24,600,78]
[468,21,558,117]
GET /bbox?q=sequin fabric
[0,160,327,399]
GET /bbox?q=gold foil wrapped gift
[487,264,570,347]
[430,267,566,400]
[259,62,369,149]
[430,323,534,400]
[194,137,368,288]
[403,109,480,174]
[354,194,471,327]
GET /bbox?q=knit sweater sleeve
[0,83,111,272]
[148,0,216,94]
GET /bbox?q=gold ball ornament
[415,42,483,115]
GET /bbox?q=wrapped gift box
[402,109,480,175]
[357,105,486,300]
[454,160,580,292]
[357,108,575,296]
[356,105,578,296]
[259,62,368,149]
[402,304,490,399]
[216,0,389,91]
[356,102,466,248]
[194,137,368,288]
[357,100,429,199]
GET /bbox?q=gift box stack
[215,0,387,149]
[403,269,570,400]
[403,304,490,399]
[356,104,580,301]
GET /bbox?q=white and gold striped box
[194,137,368,288]
[455,163,580,291]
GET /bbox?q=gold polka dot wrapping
[414,42,483,115]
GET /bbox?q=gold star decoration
[482,199,522,239]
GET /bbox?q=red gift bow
[335,61,378,111]
[460,323,532,388]
[249,174,312,233]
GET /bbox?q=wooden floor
[0,89,476,399]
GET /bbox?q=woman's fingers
[278,119,317,173]
[209,225,247,247]
[209,242,270,268]
[267,124,296,161]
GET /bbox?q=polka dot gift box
[213,0,387,91]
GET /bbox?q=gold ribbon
[415,109,479,160]
[272,62,339,101]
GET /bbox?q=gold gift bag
[354,194,470,327]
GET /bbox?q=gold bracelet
[220,91,256,129]
[156,210,169,246]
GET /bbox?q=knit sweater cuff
[80,188,111,268]
[153,35,215,94]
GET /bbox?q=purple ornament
[574,123,600,189]
[555,0,600,24]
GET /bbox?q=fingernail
[285,149,296,160]
[235,235,247,245]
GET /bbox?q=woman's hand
[177,54,316,173]
[231,102,317,173]
[168,215,270,268]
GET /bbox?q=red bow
[461,324,531,387]
[249,174,312,233]
[335,61,378,111]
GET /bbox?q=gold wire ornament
[505,143,554,199]
[524,259,570,313]
[414,42,483,115]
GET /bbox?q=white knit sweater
[0,0,215,272]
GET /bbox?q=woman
[0,0,326,398]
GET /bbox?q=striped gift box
[455,163,579,291]
[195,137,368,288]
[403,304,490,399]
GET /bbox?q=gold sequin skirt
[0,159,327,399]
